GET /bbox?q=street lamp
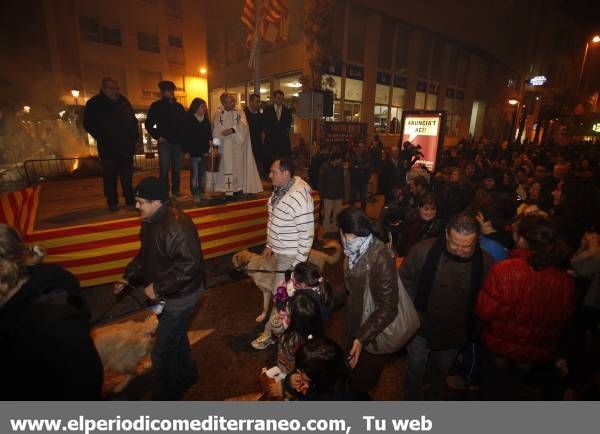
[23,105,31,114]
[199,67,207,75]
[577,34,600,93]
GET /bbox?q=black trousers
[101,157,134,206]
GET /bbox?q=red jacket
[475,248,576,362]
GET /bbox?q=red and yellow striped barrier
[27,193,319,287]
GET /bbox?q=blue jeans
[158,142,182,194]
[189,157,206,195]
[404,334,459,400]
[151,286,203,400]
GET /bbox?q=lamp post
[577,35,600,94]
[508,99,520,142]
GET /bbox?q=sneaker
[251,332,275,350]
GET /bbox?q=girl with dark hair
[475,215,576,399]
[182,98,211,201]
[290,262,334,320]
[337,207,398,399]
[277,290,325,375]
[285,337,352,400]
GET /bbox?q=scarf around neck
[271,178,295,208]
[344,234,373,270]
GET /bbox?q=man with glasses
[83,77,139,211]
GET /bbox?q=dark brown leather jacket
[124,202,204,299]
[344,238,399,348]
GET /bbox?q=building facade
[206,0,589,147]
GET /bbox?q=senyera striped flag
[0,186,41,240]
[27,193,319,288]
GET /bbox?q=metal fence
[23,154,160,185]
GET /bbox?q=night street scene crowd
[3,107,600,401]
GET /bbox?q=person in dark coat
[318,147,345,235]
[182,98,211,201]
[263,90,293,162]
[83,77,139,211]
[244,93,265,176]
[115,177,205,400]
[309,145,328,191]
[0,224,103,400]
[146,81,186,197]
[338,207,399,399]
[378,145,406,203]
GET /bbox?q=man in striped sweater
[251,158,315,350]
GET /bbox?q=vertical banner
[400,111,445,171]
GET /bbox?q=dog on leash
[92,314,213,396]
[231,239,342,322]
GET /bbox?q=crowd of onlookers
[309,135,600,400]
[2,131,600,401]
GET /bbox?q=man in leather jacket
[115,176,204,400]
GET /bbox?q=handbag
[361,263,420,355]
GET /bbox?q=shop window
[345,78,363,102]
[343,102,361,122]
[374,105,388,133]
[390,107,402,134]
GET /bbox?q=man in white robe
[211,93,263,195]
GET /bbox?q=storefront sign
[321,121,368,148]
[529,75,547,86]
[400,111,445,171]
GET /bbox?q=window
[347,5,367,63]
[343,102,361,122]
[345,65,364,102]
[345,78,363,102]
[418,33,432,78]
[426,83,439,110]
[138,32,160,53]
[322,75,342,99]
[374,105,388,133]
[415,81,427,109]
[395,24,411,72]
[430,39,444,81]
[390,107,402,134]
[168,34,183,48]
[392,75,407,108]
[227,84,246,106]
[140,70,162,98]
[375,72,391,105]
[378,16,395,69]
[165,0,182,18]
[325,101,342,122]
[101,26,122,46]
[79,16,100,42]
[444,87,465,137]
[457,50,470,88]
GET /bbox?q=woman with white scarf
[338,207,399,399]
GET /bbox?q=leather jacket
[344,239,398,348]
[124,202,205,299]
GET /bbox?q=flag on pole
[262,0,289,43]
[241,0,257,48]
[0,186,41,239]
[241,0,289,48]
